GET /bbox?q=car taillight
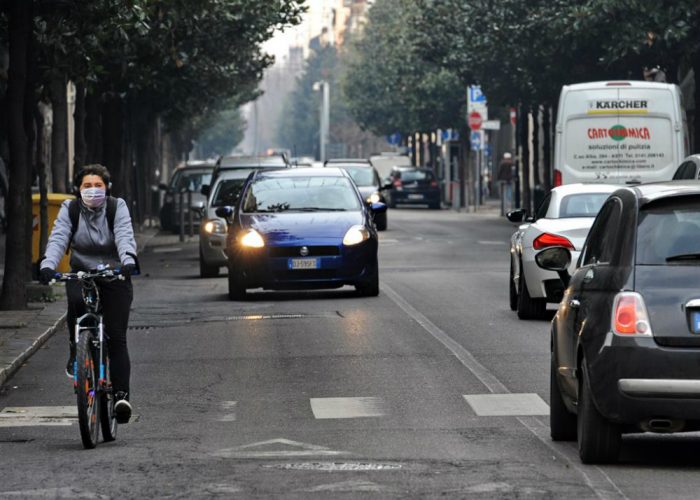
[612,292,652,336]
[553,169,562,187]
[393,179,403,189]
[533,233,574,250]
[430,180,438,187]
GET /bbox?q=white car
[198,169,254,277]
[508,184,619,319]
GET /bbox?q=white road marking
[0,487,107,498]
[304,480,389,493]
[464,393,549,416]
[151,247,182,254]
[379,239,398,245]
[0,406,76,427]
[478,240,507,246]
[213,438,347,459]
[310,397,386,419]
[218,401,237,422]
[380,282,629,500]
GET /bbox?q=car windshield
[400,170,433,182]
[558,193,610,218]
[636,197,700,265]
[342,167,376,187]
[242,176,361,213]
[212,179,247,207]
[171,170,211,192]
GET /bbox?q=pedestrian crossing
[0,394,549,427]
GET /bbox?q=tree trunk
[532,105,540,188]
[85,89,102,164]
[102,94,125,196]
[519,102,531,213]
[49,74,68,193]
[34,104,49,263]
[542,105,552,190]
[1,0,32,310]
[693,55,700,154]
[73,82,86,171]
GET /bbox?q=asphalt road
[2,208,700,499]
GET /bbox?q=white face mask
[81,187,107,208]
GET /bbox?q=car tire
[356,263,379,297]
[516,260,547,320]
[375,212,387,231]
[199,248,219,278]
[388,197,396,209]
[550,355,577,441]
[227,265,247,301]
[577,362,621,464]
[429,202,441,210]
[509,257,518,311]
[159,207,172,231]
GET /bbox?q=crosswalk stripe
[463,393,549,416]
[310,397,386,419]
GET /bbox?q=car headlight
[239,229,265,248]
[343,225,370,246]
[203,219,226,234]
[367,192,381,204]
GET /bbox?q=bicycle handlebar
[50,268,130,284]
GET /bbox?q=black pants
[66,278,133,396]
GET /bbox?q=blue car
[215,167,387,300]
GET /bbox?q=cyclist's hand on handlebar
[39,267,57,285]
[120,263,137,277]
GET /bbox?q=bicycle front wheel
[99,344,117,442]
[76,330,100,449]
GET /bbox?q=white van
[554,81,688,186]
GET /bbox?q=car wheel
[199,248,219,278]
[159,207,172,231]
[375,212,387,231]
[516,260,547,320]
[577,362,621,464]
[550,355,577,441]
[356,262,379,297]
[388,197,396,209]
[227,265,247,301]
[429,202,441,210]
[509,257,518,311]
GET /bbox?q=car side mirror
[191,201,205,216]
[506,209,527,223]
[535,247,572,288]
[370,202,387,214]
[215,206,234,219]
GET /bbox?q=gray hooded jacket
[40,198,137,272]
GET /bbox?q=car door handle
[569,299,581,309]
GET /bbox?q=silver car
[198,169,255,277]
[159,161,214,232]
[508,183,619,319]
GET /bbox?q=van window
[636,197,700,265]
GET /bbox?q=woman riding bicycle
[39,164,137,424]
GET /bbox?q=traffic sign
[510,107,517,125]
[468,112,483,131]
[387,132,402,146]
[470,131,482,151]
[482,120,501,130]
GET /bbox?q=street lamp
[313,80,330,162]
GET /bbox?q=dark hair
[74,164,112,194]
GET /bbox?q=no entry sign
[468,111,483,131]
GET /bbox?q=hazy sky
[263,0,332,60]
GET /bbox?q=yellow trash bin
[32,193,75,272]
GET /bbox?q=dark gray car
[537,181,700,464]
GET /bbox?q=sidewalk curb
[0,312,67,388]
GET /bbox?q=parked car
[208,154,288,188]
[507,184,618,319]
[198,169,254,277]
[159,160,214,232]
[538,181,700,464]
[324,161,388,230]
[215,167,387,300]
[385,167,440,209]
[672,154,700,180]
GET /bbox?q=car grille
[273,270,338,280]
[268,246,340,257]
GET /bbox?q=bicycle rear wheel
[99,344,117,442]
[76,330,101,449]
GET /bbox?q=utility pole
[314,80,330,162]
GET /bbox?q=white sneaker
[114,393,132,424]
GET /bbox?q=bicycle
[51,267,126,449]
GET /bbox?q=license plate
[288,258,319,270]
[692,311,700,334]
[408,194,424,200]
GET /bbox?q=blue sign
[441,129,459,142]
[470,131,482,151]
[387,132,402,146]
[484,144,492,157]
[468,85,487,104]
